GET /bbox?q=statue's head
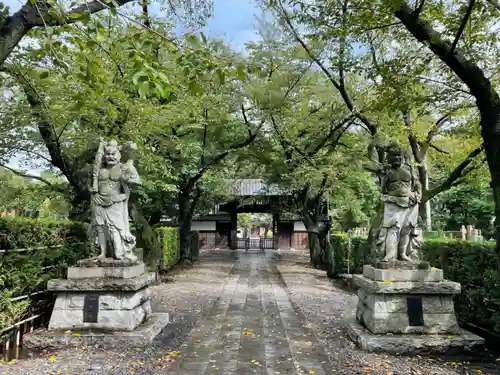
[103,140,121,166]
[385,142,404,168]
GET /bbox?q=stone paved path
[3,249,498,375]
[167,251,331,375]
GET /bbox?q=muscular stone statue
[90,140,140,262]
[366,141,422,262]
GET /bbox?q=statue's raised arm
[364,140,387,175]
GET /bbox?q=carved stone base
[47,273,155,292]
[24,313,170,350]
[374,260,430,270]
[49,288,153,332]
[353,268,462,335]
[363,265,443,282]
[67,263,145,279]
[346,318,484,354]
[77,257,140,268]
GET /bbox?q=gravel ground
[2,249,498,375]
[273,250,500,375]
[0,250,236,375]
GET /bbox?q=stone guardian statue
[365,141,422,262]
[90,139,140,262]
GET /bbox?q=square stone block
[356,286,460,335]
[67,263,145,279]
[357,291,456,314]
[363,265,443,282]
[346,318,484,354]
[48,299,152,332]
[48,273,155,292]
[357,302,460,334]
[353,275,460,295]
[23,313,170,350]
[53,289,151,311]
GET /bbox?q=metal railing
[237,237,276,252]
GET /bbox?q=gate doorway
[237,213,276,251]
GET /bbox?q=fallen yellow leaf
[73,332,81,337]
[49,355,57,361]
[309,370,315,374]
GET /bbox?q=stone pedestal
[23,258,169,350]
[347,261,484,354]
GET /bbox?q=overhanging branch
[274,0,378,136]
[450,0,476,54]
[423,145,484,202]
[0,165,66,193]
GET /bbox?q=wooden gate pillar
[272,213,279,250]
[230,208,238,250]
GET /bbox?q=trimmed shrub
[420,239,500,333]
[189,231,200,262]
[332,233,369,275]
[0,217,91,333]
[156,227,180,271]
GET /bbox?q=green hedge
[421,239,500,333]
[156,227,180,271]
[332,233,500,334]
[0,217,91,334]
[332,233,371,275]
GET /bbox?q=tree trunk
[306,226,323,268]
[393,2,500,254]
[479,107,500,249]
[178,189,193,263]
[128,197,161,269]
[0,6,34,66]
[68,191,91,221]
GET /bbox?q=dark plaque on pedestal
[407,296,424,326]
[83,295,99,323]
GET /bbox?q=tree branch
[403,110,423,163]
[187,120,264,190]
[362,21,401,31]
[450,0,476,54]
[393,2,499,110]
[141,0,151,28]
[0,165,66,193]
[0,0,135,65]
[12,69,75,185]
[423,145,484,201]
[486,0,500,12]
[428,143,450,154]
[415,0,426,17]
[308,115,354,155]
[274,0,378,135]
[338,0,348,90]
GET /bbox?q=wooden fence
[0,243,84,360]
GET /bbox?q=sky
[201,0,261,51]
